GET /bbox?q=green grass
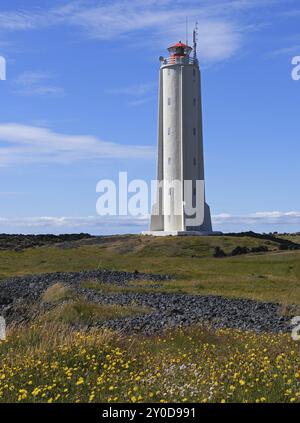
[279,234,300,244]
[81,279,165,294]
[42,299,151,326]
[0,235,299,304]
[1,235,300,403]
[1,323,300,403]
[42,283,75,303]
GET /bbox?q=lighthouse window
[168,97,171,106]
[168,157,171,165]
[193,128,196,136]
[193,68,196,77]
[168,127,171,135]
[168,69,170,76]
[193,188,196,196]
[193,98,196,106]
[193,158,196,166]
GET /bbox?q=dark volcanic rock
[0,269,292,335]
[0,233,93,251]
[213,247,227,258]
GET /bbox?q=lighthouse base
[142,230,222,237]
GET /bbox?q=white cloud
[57,0,246,62]
[0,0,278,63]
[13,71,65,97]
[107,82,156,107]
[107,82,156,96]
[15,71,49,86]
[282,9,300,17]
[128,98,153,107]
[272,45,300,57]
[0,215,148,235]
[213,211,300,226]
[0,211,299,235]
[0,123,155,166]
[0,192,24,196]
[0,215,147,229]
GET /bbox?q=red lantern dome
[167,41,192,58]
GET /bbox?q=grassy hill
[0,234,299,305]
[1,233,300,403]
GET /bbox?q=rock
[213,247,227,258]
[230,246,250,256]
[0,268,291,336]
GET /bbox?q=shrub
[42,283,74,304]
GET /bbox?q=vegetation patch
[0,234,299,304]
[43,299,150,326]
[1,324,300,403]
[42,283,75,304]
[0,234,92,251]
[82,279,164,294]
[214,245,270,258]
[226,231,300,250]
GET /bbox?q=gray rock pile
[0,269,292,335]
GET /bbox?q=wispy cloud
[13,71,65,97]
[269,44,300,57]
[0,0,280,63]
[282,8,300,17]
[268,44,300,57]
[107,82,156,107]
[0,123,155,166]
[0,215,147,229]
[0,215,148,235]
[0,211,298,235]
[213,211,300,226]
[0,192,25,196]
[107,82,156,96]
[128,98,153,108]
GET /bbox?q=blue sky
[0,0,299,234]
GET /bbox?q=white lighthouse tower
[145,31,217,236]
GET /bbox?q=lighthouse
[145,30,217,236]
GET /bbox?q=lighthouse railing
[163,57,198,66]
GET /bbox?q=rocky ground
[0,233,93,250]
[0,269,293,335]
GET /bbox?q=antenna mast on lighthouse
[193,22,198,62]
[186,16,189,46]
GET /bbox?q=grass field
[1,323,300,403]
[0,235,299,304]
[1,234,300,403]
